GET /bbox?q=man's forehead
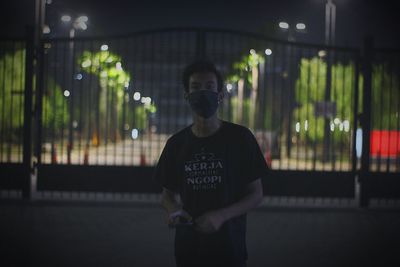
[190,72,217,82]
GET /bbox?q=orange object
[92,131,99,146]
[67,143,72,165]
[264,150,271,169]
[140,153,146,166]
[51,144,58,164]
[83,144,89,165]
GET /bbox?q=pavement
[1,200,399,267]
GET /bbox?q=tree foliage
[78,50,156,143]
[0,49,68,142]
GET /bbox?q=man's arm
[160,187,181,214]
[160,187,192,226]
[195,178,263,233]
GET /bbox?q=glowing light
[226,83,233,93]
[304,120,309,131]
[131,129,139,139]
[61,15,71,22]
[100,44,108,51]
[77,16,88,22]
[72,120,78,128]
[295,122,300,133]
[343,120,350,132]
[81,59,91,68]
[77,21,87,30]
[43,25,50,34]
[75,73,83,80]
[265,49,272,55]
[356,128,362,158]
[250,49,256,55]
[133,92,141,101]
[125,81,130,88]
[334,118,341,124]
[64,90,70,97]
[330,122,335,132]
[296,23,306,30]
[279,22,289,29]
[116,62,122,70]
[141,97,151,104]
[318,50,327,57]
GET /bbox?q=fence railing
[0,39,26,163]
[31,29,368,171]
[0,28,399,205]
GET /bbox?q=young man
[154,60,268,267]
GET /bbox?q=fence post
[22,26,35,199]
[352,53,360,173]
[196,29,206,59]
[360,36,373,207]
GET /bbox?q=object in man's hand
[175,216,193,227]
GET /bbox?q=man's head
[182,60,223,94]
[182,60,224,119]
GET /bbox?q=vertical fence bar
[22,27,35,199]
[360,36,373,207]
[0,42,5,162]
[352,54,360,173]
[396,57,400,172]
[305,49,312,170]
[36,40,44,164]
[330,52,338,170]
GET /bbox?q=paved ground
[1,200,399,267]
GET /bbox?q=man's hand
[167,209,193,228]
[195,210,225,234]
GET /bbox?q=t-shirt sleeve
[242,128,269,184]
[153,139,179,192]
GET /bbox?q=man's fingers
[167,209,194,227]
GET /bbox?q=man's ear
[183,92,189,101]
[218,91,224,103]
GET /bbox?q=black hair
[182,60,223,93]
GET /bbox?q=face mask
[188,90,219,119]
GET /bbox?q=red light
[370,130,400,157]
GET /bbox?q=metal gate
[1,28,399,205]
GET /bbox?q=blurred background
[0,1,399,266]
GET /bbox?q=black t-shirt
[153,120,269,264]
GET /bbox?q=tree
[293,57,399,146]
[0,49,68,142]
[78,49,156,144]
[225,51,264,129]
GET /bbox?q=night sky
[1,0,399,48]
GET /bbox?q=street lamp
[322,0,336,162]
[61,15,89,38]
[325,0,336,45]
[278,20,307,159]
[278,21,307,41]
[61,14,89,160]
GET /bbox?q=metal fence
[0,39,26,163]
[1,28,399,204]
[32,29,366,171]
[369,48,400,172]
